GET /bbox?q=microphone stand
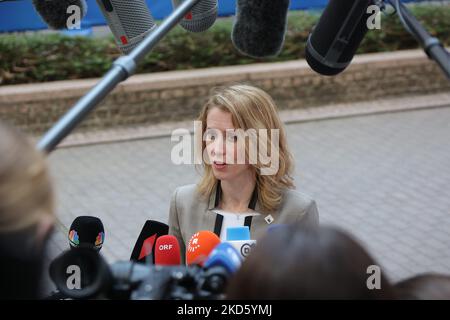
[37,0,201,153]
[385,0,450,80]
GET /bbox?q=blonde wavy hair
[196,84,295,213]
[0,122,55,233]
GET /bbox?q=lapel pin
[265,214,274,225]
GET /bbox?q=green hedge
[1,5,449,85]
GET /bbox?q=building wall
[0,49,449,135]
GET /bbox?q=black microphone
[68,216,105,251]
[305,0,374,76]
[231,0,290,58]
[130,220,169,264]
[31,0,88,30]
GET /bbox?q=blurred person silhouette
[226,224,395,299]
[394,273,450,300]
[0,122,55,299]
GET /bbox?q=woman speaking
[168,84,319,262]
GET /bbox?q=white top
[212,209,261,241]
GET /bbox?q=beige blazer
[168,183,319,264]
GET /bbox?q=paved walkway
[45,93,450,286]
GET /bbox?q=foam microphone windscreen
[171,0,218,33]
[186,230,221,266]
[32,0,87,30]
[96,0,157,55]
[305,0,373,76]
[232,0,290,58]
[204,242,242,274]
[68,216,105,251]
[130,220,169,264]
[154,235,181,266]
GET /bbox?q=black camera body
[49,247,230,300]
[128,264,229,300]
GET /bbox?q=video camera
[48,247,230,300]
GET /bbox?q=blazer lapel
[202,182,220,232]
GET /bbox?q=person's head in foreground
[394,273,450,300]
[226,224,395,299]
[0,122,55,299]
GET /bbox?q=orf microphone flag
[186,230,221,266]
[130,220,169,264]
[155,235,181,266]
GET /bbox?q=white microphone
[225,226,256,260]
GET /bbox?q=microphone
[204,242,242,274]
[154,235,181,266]
[171,0,218,33]
[231,0,290,58]
[130,220,169,264]
[31,0,88,30]
[68,216,105,251]
[186,231,221,266]
[225,226,256,260]
[305,0,374,76]
[31,0,156,55]
[96,0,157,54]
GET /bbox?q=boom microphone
[305,0,374,76]
[231,0,290,58]
[130,220,169,264]
[68,216,105,251]
[171,0,218,32]
[96,0,157,54]
[31,0,88,30]
[155,235,181,266]
[186,231,221,266]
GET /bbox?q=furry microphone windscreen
[232,0,290,58]
[32,0,87,30]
